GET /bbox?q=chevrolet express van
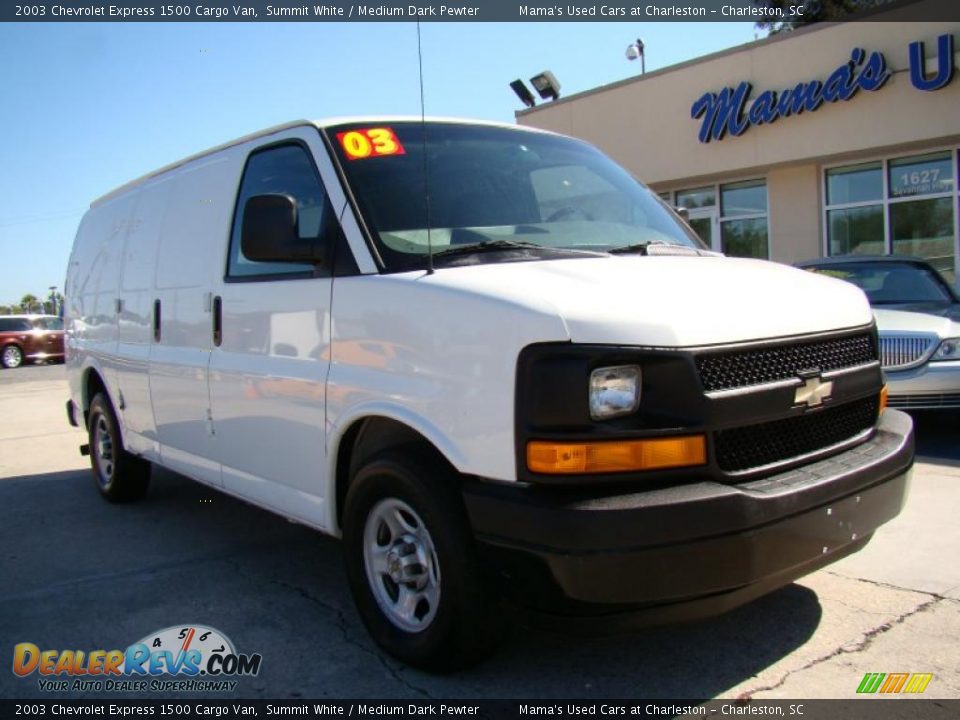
[65,118,914,670]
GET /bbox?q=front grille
[715,397,879,474]
[697,333,877,392]
[880,335,937,370]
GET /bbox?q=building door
[687,209,718,252]
[676,186,720,252]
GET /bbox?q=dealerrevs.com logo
[12,625,262,693]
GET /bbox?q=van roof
[92,117,553,208]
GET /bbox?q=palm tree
[20,294,40,314]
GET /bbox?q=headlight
[932,337,960,361]
[589,365,641,420]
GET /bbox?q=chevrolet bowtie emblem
[794,377,834,407]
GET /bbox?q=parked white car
[65,119,913,670]
[798,256,960,410]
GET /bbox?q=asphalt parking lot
[1,364,958,700]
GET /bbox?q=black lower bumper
[463,409,913,621]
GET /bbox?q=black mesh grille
[715,397,879,474]
[697,333,877,393]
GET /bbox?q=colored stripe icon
[857,672,933,694]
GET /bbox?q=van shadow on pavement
[1,466,822,699]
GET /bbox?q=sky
[0,20,759,304]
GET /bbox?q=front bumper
[887,360,960,409]
[464,409,913,621]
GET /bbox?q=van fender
[325,401,469,532]
[78,356,121,429]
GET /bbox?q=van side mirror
[674,206,690,222]
[241,194,326,265]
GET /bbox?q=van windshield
[325,122,704,271]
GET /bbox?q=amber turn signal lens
[879,385,888,414]
[527,435,707,475]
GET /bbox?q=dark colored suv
[0,315,65,368]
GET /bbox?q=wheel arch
[331,413,463,535]
[81,365,110,430]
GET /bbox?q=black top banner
[3,0,959,22]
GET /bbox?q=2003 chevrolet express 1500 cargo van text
[65,118,914,670]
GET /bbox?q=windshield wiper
[430,239,601,260]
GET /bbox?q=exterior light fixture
[510,79,537,108]
[626,38,646,74]
[529,71,561,101]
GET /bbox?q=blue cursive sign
[691,48,890,143]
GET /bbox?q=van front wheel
[342,449,498,672]
[88,393,150,502]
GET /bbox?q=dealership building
[517,4,960,286]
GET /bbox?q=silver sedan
[797,256,960,410]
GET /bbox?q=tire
[2,345,23,369]
[88,393,151,502]
[342,448,500,672]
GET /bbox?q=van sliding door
[149,155,241,487]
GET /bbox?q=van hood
[423,255,874,347]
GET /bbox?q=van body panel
[115,176,175,456]
[149,153,242,486]
[210,280,330,525]
[66,192,139,404]
[325,274,570,489]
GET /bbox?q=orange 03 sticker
[336,127,406,160]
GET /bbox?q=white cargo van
[65,118,913,671]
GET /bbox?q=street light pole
[626,38,646,74]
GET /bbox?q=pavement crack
[741,590,944,698]
[228,562,433,699]
[824,571,950,601]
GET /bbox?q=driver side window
[227,143,333,279]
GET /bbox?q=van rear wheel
[88,393,150,502]
[342,449,499,672]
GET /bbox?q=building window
[825,151,958,284]
[676,186,715,209]
[825,162,884,256]
[720,179,768,259]
[672,180,768,258]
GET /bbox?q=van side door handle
[153,299,161,342]
[212,295,223,347]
